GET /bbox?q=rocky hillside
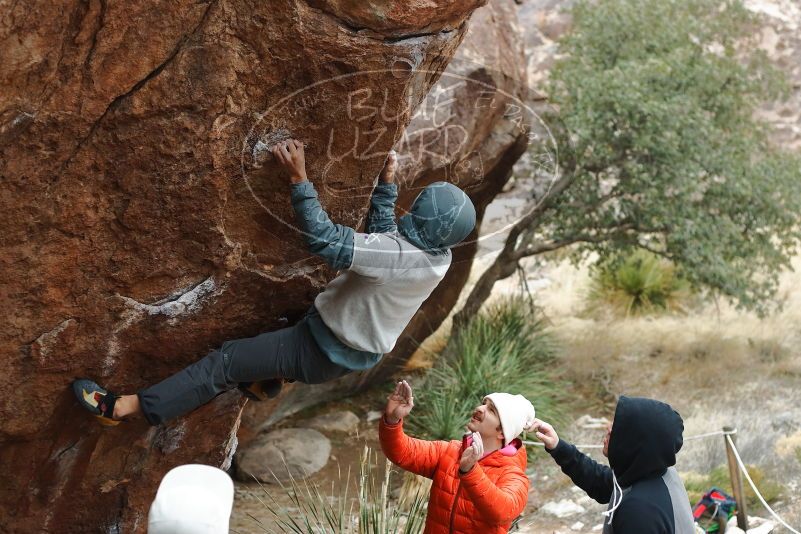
[746,0,801,150]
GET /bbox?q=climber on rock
[73,139,477,426]
[379,380,533,534]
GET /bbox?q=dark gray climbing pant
[137,316,351,425]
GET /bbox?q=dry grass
[776,431,801,458]
[529,256,801,403]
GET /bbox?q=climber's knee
[220,349,237,386]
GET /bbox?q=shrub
[408,298,567,442]
[684,464,782,510]
[711,464,783,509]
[251,447,427,533]
[588,249,690,316]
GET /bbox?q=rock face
[746,0,801,152]
[235,428,331,483]
[0,0,488,531]
[242,0,532,432]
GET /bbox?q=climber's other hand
[273,139,307,183]
[379,150,397,184]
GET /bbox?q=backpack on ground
[692,487,737,532]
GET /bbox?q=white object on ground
[727,515,776,534]
[307,410,360,434]
[576,415,610,429]
[541,499,586,518]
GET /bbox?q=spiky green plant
[408,297,567,442]
[588,249,690,316]
[358,449,428,534]
[249,446,427,533]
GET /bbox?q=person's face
[602,422,612,457]
[467,399,504,445]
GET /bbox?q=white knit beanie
[484,393,537,446]
[148,464,234,534]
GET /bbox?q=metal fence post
[723,426,748,530]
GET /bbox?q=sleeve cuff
[290,181,317,202]
[374,182,398,193]
[459,463,483,481]
[379,415,402,429]
[548,439,572,461]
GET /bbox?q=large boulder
[0,0,487,531]
[242,0,533,434]
[235,428,331,483]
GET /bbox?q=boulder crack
[83,0,107,71]
[60,0,219,173]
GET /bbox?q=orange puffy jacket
[379,417,529,534]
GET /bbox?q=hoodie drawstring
[601,473,623,526]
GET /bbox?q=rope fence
[725,434,800,534]
[522,427,801,532]
[522,428,737,449]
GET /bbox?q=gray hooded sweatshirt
[290,180,476,370]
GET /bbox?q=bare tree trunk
[450,166,578,333]
[452,251,518,330]
[445,117,585,339]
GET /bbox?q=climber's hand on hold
[379,149,397,184]
[273,139,307,184]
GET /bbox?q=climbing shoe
[72,379,121,426]
[238,379,285,401]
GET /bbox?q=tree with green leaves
[453,0,801,327]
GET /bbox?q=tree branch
[512,222,639,260]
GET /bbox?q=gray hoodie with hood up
[547,396,695,534]
[290,180,476,370]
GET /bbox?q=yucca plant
[249,446,427,533]
[408,297,566,442]
[358,449,428,534]
[588,249,690,316]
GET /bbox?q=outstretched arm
[366,151,399,234]
[379,380,448,479]
[534,419,614,504]
[274,139,354,270]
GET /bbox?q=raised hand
[384,380,414,424]
[531,418,559,450]
[272,139,307,183]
